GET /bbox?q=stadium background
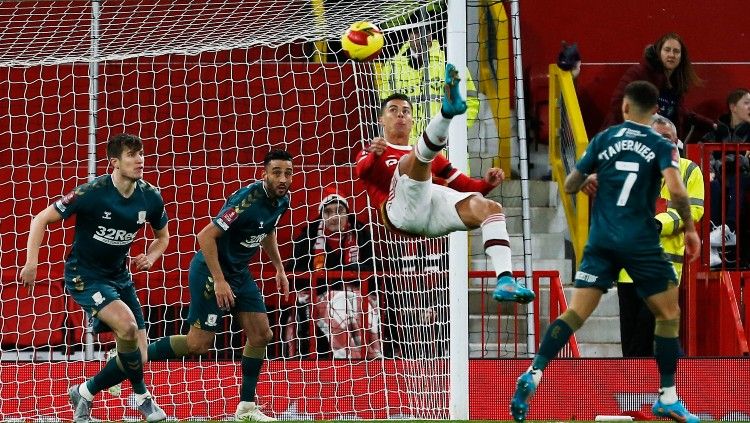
[1,0,749,421]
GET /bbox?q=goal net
[0,0,526,421]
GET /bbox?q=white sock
[526,365,543,384]
[659,386,678,405]
[481,213,512,276]
[134,390,152,406]
[78,383,94,401]
[416,114,451,163]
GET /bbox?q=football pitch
[147,421,739,423]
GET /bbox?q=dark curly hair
[263,149,293,167]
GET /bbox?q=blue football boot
[510,369,540,422]
[652,398,700,423]
[493,275,536,304]
[441,63,468,118]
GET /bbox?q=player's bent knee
[186,329,214,355]
[114,322,139,343]
[259,328,273,346]
[473,197,502,218]
[486,199,503,215]
[247,329,273,347]
[654,306,680,322]
[186,337,212,356]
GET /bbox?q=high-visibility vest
[379,40,480,142]
[619,158,705,283]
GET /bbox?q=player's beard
[264,178,288,199]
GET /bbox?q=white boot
[710,224,736,247]
[234,401,277,422]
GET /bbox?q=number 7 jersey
[576,120,679,250]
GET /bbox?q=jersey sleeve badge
[55,191,78,213]
[216,208,239,230]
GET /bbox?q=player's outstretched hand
[214,279,236,310]
[19,263,37,294]
[580,174,598,197]
[368,137,387,156]
[132,253,153,271]
[684,230,700,262]
[276,269,289,301]
[484,167,505,187]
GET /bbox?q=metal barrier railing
[683,143,749,356]
[548,63,589,267]
[469,269,579,358]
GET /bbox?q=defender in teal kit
[509,81,701,423]
[147,149,293,422]
[21,133,170,422]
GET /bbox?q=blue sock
[654,335,680,387]
[533,318,575,371]
[241,355,264,402]
[118,348,147,395]
[86,357,126,395]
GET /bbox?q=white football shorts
[385,165,477,237]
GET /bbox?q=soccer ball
[341,21,384,62]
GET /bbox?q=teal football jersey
[54,175,168,278]
[195,181,289,277]
[576,120,679,249]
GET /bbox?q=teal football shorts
[186,256,267,332]
[64,270,146,333]
[574,244,678,298]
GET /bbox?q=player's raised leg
[645,285,699,423]
[455,195,535,303]
[397,63,468,181]
[234,311,276,422]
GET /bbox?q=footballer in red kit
[355,63,534,305]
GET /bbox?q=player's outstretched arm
[197,222,235,309]
[20,205,63,293]
[261,230,289,300]
[663,167,699,261]
[133,226,169,271]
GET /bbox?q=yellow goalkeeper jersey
[619,157,704,283]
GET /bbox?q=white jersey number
[615,160,639,207]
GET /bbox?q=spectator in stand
[557,41,581,80]
[378,8,480,140]
[702,88,750,266]
[287,188,382,359]
[602,33,715,140]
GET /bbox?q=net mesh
[0,0,530,420]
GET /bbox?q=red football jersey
[355,141,494,208]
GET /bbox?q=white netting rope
[0,0,438,67]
